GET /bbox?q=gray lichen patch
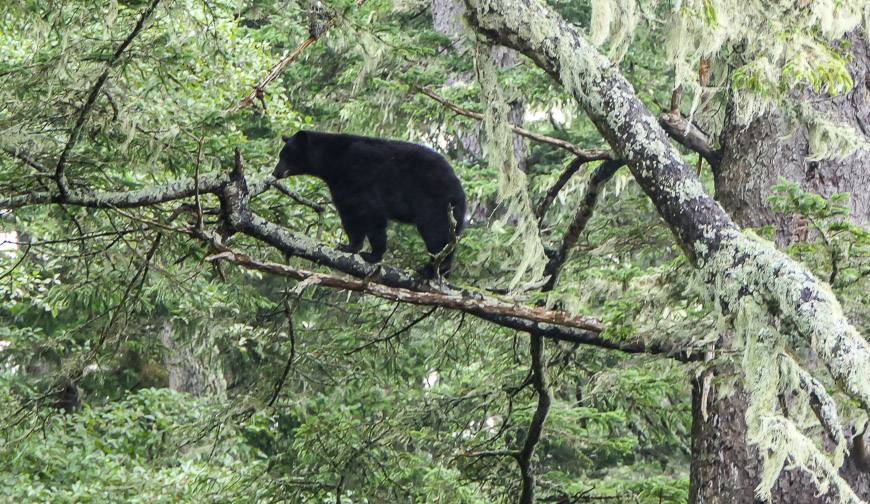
[701,231,870,409]
[699,230,870,498]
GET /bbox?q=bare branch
[228,0,367,113]
[516,333,551,504]
[268,291,300,407]
[1,146,49,173]
[415,85,612,160]
[658,110,721,172]
[229,35,321,113]
[347,306,438,354]
[542,159,624,291]
[201,236,603,333]
[536,157,585,220]
[269,180,325,214]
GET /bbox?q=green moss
[475,42,547,288]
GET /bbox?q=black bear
[273,131,466,278]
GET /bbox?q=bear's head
[273,131,308,179]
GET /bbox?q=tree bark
[161,319,202,395]
[715,32,870,240]
[691,375,870,503]
[691,30,870,504]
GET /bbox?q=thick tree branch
[463,0,870,414]
[415,85,612,160]
[201,238,603,333]
[658,110,721,172]
[55,0,161,197]
[3,160,699,361]
[237,211,689,354]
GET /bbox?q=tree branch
[542,159,624,291]
[1,146,49,173]
[658,110,721,172]
[54,0,161,197]
[201,235,603,333]
[785,354,845,450]
[229,35,321,113]
[516,333,550,504]
[415,85,612,161]
[536,157,584,219]
[0,172,274,210]
[269,180,325,214]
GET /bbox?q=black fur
[273,131,466,278]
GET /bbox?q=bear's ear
[292,131,309,149]
[281,135,291,143]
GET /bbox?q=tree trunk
[715,32,870,240]
[430,0,528,170]
[689,369,759,503]
[690,375,870,503]
[691,31,870,504]
[161,319,225,397]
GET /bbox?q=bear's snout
[272,161,287,179]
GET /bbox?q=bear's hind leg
[359,223,387,264]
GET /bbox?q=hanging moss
[785,103,870,162]
[739,307,858,503]
[475,42,547,288]
[694,230,870,499]
[586,0,866,150]
[590,0,640,63]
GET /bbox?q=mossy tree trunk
[690,31,870,504]
[715,32,870,244]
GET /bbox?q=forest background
[2,0,870,502]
